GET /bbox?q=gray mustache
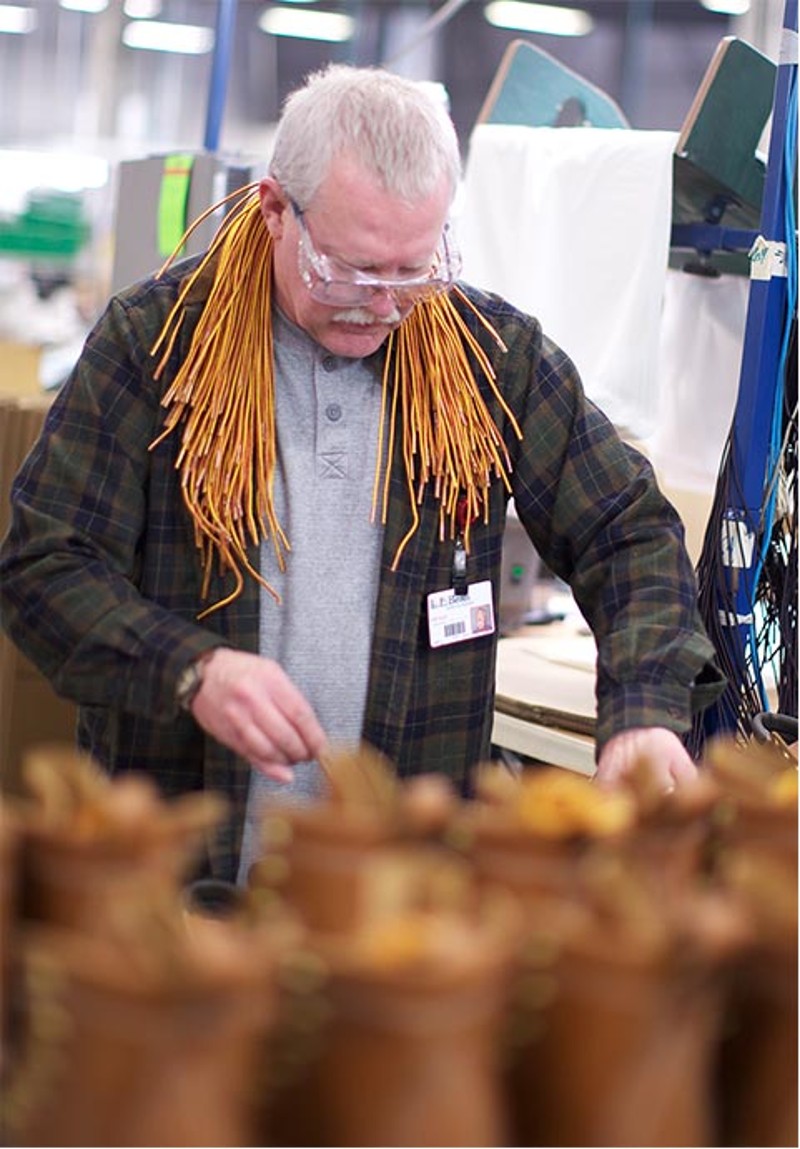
[332,305,402,326]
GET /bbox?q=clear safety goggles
[291,200,461,307]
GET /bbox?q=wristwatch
[175,650,216,712]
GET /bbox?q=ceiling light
[0,4,36,32]
[59,0,109,12]
[484,1,594,37]
[258,6,355,42]
[699,0,750,14]
[2,149,109,204]
[124,0,161,18]
[122,19,214,53]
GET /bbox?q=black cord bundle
[689,316,798,756]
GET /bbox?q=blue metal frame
[204,0,239,153]
[670,223,759,255]
[702,0,797,732]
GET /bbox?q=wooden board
[494,625,597,740]
[477,38,629,130]
[673,35,776,229]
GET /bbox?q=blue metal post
[204,0,239,153]
[712,0,797,725]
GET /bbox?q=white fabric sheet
[457,124,679,439]
[647,267,749,493]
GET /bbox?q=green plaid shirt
[0,257,724,880]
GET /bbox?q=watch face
[177,650,217,710]
[177,662,202,710]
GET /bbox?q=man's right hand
[189,648,328,783]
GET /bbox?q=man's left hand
[594,727,698,792]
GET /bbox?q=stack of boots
[307,941,512,1148]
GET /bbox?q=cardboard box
[0,393,77,794]
[0,640,77,796]
[0,340,43,398]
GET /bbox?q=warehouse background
[0,0,786,162]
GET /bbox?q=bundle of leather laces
[150,184,521,617]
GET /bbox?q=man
[0,65,723,883]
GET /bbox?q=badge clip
[452,536,468,596]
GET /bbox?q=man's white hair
[269,64,462,209]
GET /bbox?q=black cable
[690,316,798,756]
[751,710,799,743]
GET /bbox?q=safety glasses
[291,200,461,306]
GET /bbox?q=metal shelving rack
[692,0,798,744]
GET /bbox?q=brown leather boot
[701,736,798,1145]
[712,850,798,1147]
[500,856,748,1148]
[251,779,520,1149]
[263,904,517,1148]
[0,801,21,1088]
[15,746,226,935]
[247,756,459,937]
[249,801,396,936]
[4,904,282,1148]
[463,766,638,904]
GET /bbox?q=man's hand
[189,648,328,783]
[594,727,698,792]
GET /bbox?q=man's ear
[259,178,289,237]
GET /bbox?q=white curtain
[457,123,679,440]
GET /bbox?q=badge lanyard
[452,493,469,596]
[428,494,495,648]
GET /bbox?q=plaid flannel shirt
[0,256,724,880]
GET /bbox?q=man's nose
[366,288,403,317]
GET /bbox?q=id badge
[427,579,495,648]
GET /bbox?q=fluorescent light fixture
[699,0,750,14]
[484,1,593,37]
[122,19,214,54]
[59,0,109,12]
[1,149,109,207]
[258,6,355,42]
[124,0,161,17]
[0,3,36,32]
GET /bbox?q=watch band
[175,650,217,712]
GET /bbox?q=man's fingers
[190,649,327,766]
[251,762,295,783]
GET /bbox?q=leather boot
[263,907,516,1148]
[463,766,637,904]
[502,858,746,1148]
[713,850,798,1147]
[4,909,280,1148]
[702,736,798,1145]
[249,801,406,936]
[15,747,226,935]
[0,801,21,1087]
[508,930,725,1146]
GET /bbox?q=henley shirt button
[325,403,343,422]
[321,355,337,372]
[668,706,682,718]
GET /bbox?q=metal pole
[700,0,797,737]
[204,0,238,153]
